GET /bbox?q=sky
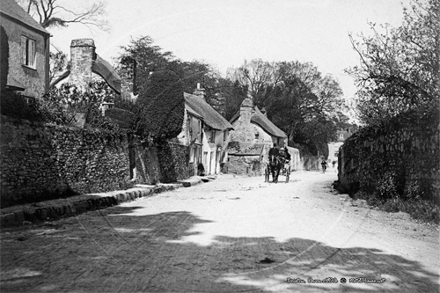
[47,0,411,101]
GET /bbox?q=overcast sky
[49,0,411,100]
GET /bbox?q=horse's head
[269,154,280,166]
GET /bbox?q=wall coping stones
[0,176,206,227]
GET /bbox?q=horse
[268,154,283,183]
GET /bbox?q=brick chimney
[193,83,205,100]
[70,39,95,91]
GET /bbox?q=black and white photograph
[1,0,439,292]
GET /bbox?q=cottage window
[255,133,259,139]
[209,130,215,143]
[21,36,36,68]
[188,117,192,135]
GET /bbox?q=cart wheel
[285,168,290,183]
[264,167,269,182]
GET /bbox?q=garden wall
[1,115,131,208]
[337,107,439,202]
[0,116,193,207]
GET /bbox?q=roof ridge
[1,0,50,35]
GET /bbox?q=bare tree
[227,59,280,100]
[17,0,109,31]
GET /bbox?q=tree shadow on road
[1,206,438,293]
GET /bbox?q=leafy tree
[118,36,175,97]
[346,0,439,125]
[178,60,225,112]
[136,70,184,143]
[229,59,345,156]
[216,79,248,120]
[17,0,108,31]
[49,49,68,84]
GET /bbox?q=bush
[0,91,44,121]
[353,190,439,224]
[375,171,399,200]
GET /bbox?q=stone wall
[1,115,131,208]
[227,156,263,176]
[337,108,439,201]
[1,116,194,207]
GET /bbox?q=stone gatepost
[70,39,95,91]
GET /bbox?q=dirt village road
[1,170,439,293]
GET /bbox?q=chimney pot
[193,83,205,100]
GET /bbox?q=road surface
[1,170,439,292]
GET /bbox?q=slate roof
[0,0,50,35]
[230,107,286,138]
[184,93,233,131]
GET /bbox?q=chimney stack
[70,39,95,91]
[193,83,206,100]
[239,95,254,124]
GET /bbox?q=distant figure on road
[321,159,328,173]
[332,160,336,168]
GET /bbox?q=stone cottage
[177,84,234,176]
[227,96,300,175]
[0,0,50,98]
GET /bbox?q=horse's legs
[275,166,280,183]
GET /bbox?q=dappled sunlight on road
[2,172,438,292]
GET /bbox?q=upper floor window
[209,130,215,143]
[21,36,36,68]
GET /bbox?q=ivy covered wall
[337,107,439,203]
[157,141,191,183]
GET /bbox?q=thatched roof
[184,93,233,131]
[230,107,286,138]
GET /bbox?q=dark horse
[268,154,283,183]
